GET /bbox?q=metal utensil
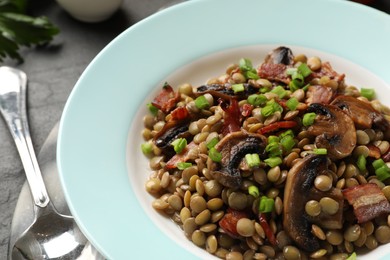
[0,66,88,259]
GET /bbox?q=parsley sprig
[0,0,59,62]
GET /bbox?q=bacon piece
[152,83,180,113]
[221,98,241,136]
[219,208,248,238]
[241,103,253,117]
[257,63,290,84]
[258,213,278,246]
[165,141,197,169]
[258,121,297,135]
[170,106,189,121]
[367,144,381,159]
[342,183,390,223]
[306,85,335,105]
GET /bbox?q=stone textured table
[0,0,388,259]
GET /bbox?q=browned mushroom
[283,154,344,252]
[153,118,192,159]
[306,103,357,160]
[331,95,390,139]
[196,83,258,100]
[211,131,267,189]
[264,46,294,65]
[258,46,293,84]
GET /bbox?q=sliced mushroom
[264,46,294,65]
[306,103,356,160]
[211,131,267,189]
[153,119,191,159]
[196,83,258,100]
[331,95,390,139]
[283,154,344,252]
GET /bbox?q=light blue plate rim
[57,0,390,259]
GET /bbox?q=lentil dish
[141,46,390,260]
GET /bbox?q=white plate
[58,0,390,259]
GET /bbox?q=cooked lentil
[141,47,390,259]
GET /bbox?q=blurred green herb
[0,0,59,62]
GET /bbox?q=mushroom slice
[331,95,390,139]
[153,118,191,159]
[196,83,258,100]
[307,103,356,160]
[212,131,267,189]
[264,46,294,65]
[283,155,344,252]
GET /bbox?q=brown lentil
[319,197,339,215]
[343,224,361,242]
[310,249,327,259]
[283,245,301,260]
[190,195,207,214]
[312,224,326,240]
[305,200,321,217]
[326,230,343,245]
[375,225,390,244]
[205,235,218,253]
[314,175,332,191]
[192,230,206,247]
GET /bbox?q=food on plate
[141,46,390,259]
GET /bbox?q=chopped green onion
[209,147,222,162]
[360,88,375,100]
[292,71,305,86]
[245,70,260,80]
[147,103,158,116]
[141,142,153,155]
[259,87,270,93]
[248,185,260,198]
[264,157,282,167]
[286,97,299,111]
[171,138,187,154]
[259,196,274,213]
[232,83,245,93]
[286,68,297,75]
[376,165,390,181]
[271,86,287,99]
[346,252,356,260]
[194,95,209,109]
[280,135,295,152]
[245,153,261,168]
[206,137,219,150]
[373,158,386,170]
[177,162,192,170]
[247,94,267,106]
[302,112,316,126]
[288,80,301,92]
[357,155,367,172]
[262,99,283,117]
[266,142,283,158]
[239,58,253,71]
[261,104,275,117]
[280,129,294,138]
[297,63,312,77]
[314,148,328,155]
[268,135,279,144]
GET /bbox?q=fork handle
[0,66,49,208]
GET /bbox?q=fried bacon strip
[152,83,180,113]
[165,141,197,169]
[342,183,390,223]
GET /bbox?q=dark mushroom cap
[307,103,356,160]
[265,46,294,65]
[196,83,258,101]
[153,119,191,159]
[331,95,390,139]
[283,154,344,252]
[211,131,267,189]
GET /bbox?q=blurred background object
[55,0,123,22]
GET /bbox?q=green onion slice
[177,162,192,170]
[245,153,261,168]
[302,112,316,126]
[209,147,222,162]
[259,196,274,213]
[360,88,375,100]
[141,142,153,155]
[171,138,187,154]
[194,95,209,109]
[248,185,260,198]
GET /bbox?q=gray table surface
[0,0,389,259]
